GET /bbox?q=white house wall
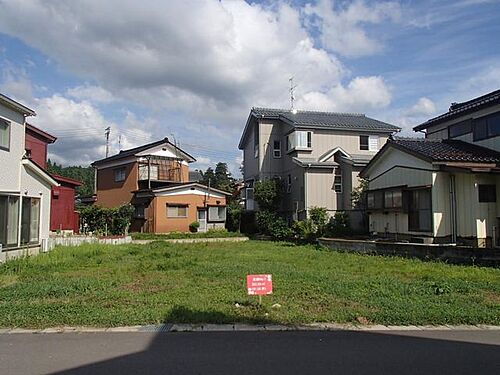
[20,165,52,245]
[432,172,451,238]
[0,105,25,193]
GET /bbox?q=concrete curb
[132,237,249,244]
[1,323,500,334]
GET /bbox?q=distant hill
[47,160,95,196]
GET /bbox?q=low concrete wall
[318,238,500,267]
[47,235,132,251]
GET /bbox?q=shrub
[256,211,292,240]
[226,200,242,232]
[189,221,200,233]
[293,219,318,242]
[80,204,134,235]
[326,211,351,237]
[309,206,328,236]
[254,179,283,211]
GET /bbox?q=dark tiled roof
[92,138,196,165]
[414,89,500,131]
[251,107,400,132]
[391,138,500,163]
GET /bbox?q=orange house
[92,138,230,233]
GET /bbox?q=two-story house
[25,124,82,233]
[238,107,400,227]
[0,93,58,261]
[92,138,230,233]
[361,89,500,247]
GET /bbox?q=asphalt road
[1,330,499,375]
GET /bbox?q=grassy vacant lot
[0,241,499,328]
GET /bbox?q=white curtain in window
[7,197,19,245]
[297,131,308,148]
[0,120,9,149]
[209,206,226,221]
[30,198,40,243]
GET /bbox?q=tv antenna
[289,76,298,114]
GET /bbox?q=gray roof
[0,93,36,116]
[292,157,338,168]
[414,89,500,131]
[251,107,400,132]
[390,138,500,163]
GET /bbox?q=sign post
[246,274,273,305]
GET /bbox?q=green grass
[0,241,499,328]
[131,230,242,240]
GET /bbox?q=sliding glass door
[21,197,40,245]
[0,195,20,248]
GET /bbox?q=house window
[408,188,432,232]
[360,135,379,151]
[333,169,342,193]
[0,195,20,247]
[360,135,369,150]
[449,120,472,138]
[0,119,10,151]
[473,112,500,141]
[114,167,126,182]
[286,174,292,193]
[139,164,159,180]
[167,204,188,218]
[293,131,312,149]
[273,140,281,158]
[367,190,384,210]
[21,197,40,244]
[384,189,403,208]
[478,184,496,203]
[208,206,226,222]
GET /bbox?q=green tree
[47,160,95,196]
[254,179,283,211]
[214,162,234,192]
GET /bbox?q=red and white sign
[247,274,273,295]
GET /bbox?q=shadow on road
[48,321,499,374]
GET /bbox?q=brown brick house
[92,138,230,233]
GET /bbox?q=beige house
[238,107,400,226]
[361,89,500,247]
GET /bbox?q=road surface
[1,330,499,374]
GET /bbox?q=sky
[0,0,499,176]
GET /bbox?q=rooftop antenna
[118,134,122,151]
[104,126,111,157]
[289,76,298,114]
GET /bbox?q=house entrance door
[198,209,207,232]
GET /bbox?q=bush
[226,200,242,232]
[80,204,134,235]
[254,179,283,211]
[326,211,351,237]
[189,221,200,233]
[309,206,328,236]
[293,219,318,242]
[256,211,292,240]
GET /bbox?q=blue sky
[0,0,499,175]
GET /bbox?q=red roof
[26,123,57,143]
[51,173,82,186]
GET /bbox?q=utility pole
[289,76,297,113]
[105,127,111,158]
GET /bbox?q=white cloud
[0,0,392,118]
[297,76,392,112]
[406,97,437,117]
[303,0,401,57]
[67,85,116,103]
